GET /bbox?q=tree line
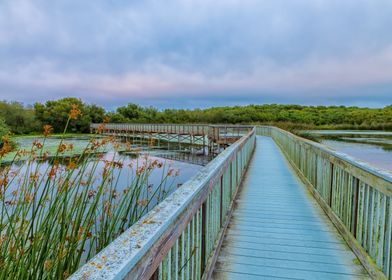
[1,98,391,143]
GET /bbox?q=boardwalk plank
[212,136,369,279]
[216,254,367,276]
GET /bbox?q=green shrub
[0,118,10,146]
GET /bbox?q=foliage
[0,118,9,147]
[112,103,392,130]
[86,104,106,124]
[34,98,105,133]
[0,101,41,134]
[115,103,161,123]
[105,112,128,123]
[0,110,178,279]
[1,98,392,133]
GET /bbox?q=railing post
[200,202,207,275]
[236,154,240,185]
[220,176,223,227]
[329,162,334,206]
[230,162,233,199]
[352,177,360,237]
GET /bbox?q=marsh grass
[0,109,178,279]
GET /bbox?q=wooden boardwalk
[213,136,370,280]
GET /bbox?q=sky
[0,0,391,109]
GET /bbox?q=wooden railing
[257,126,392,280]
[91,123,254,154]
[70,128,256,279]
[208,125,254,144]
[91,123,209,136]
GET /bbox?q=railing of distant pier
[208,125,254,144]
[90,123,209,136]
[257,126,392,280]
[70,127,256,280]
[90,123,253,144]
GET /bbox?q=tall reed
[0,107,178,279]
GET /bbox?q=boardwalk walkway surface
[213,136,370,280]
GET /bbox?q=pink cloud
[2,47,392,101]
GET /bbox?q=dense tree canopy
[0,117,9,141]
[111,104,392,130]
[87,104,106,124]
[34,98,106,133]
[0,101,41,134]
[0,98,391,134]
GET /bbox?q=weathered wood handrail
[207,125,254,144]
[70,128,256,279]
[90,123,210,136]
[91,123,254,153]
[257,126,392,280]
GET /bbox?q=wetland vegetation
[0,109,203,279]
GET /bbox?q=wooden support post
[203,136,206,155]
[200,202,207,275]
[220,176,223,227]
[329,162,334,207]
[352,177,360,237]
[230,162,233,199]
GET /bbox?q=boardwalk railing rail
[70,127,256,280]
[208,125,254,144]
[90,123,210,136]
[91,123,253,143]
[257,126,392,280]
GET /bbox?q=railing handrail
[91,123,254,126]
[208,124,254,128]
[70,128,256,279]
[90,123,210,127]
[90,123,255,130]
[259,125,392,195]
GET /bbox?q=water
[4,152,202,218]
[1,135,208,222]
[1,135,210,271]
[304,130,392,137]
[321,139,392,171]
[1,136,207,226]
[4,135,207,197]
[302,130,392,171]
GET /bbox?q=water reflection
[0,136,207,270]
[301,130,392,171]
[320,140,392,171]
[3,150,204,208]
